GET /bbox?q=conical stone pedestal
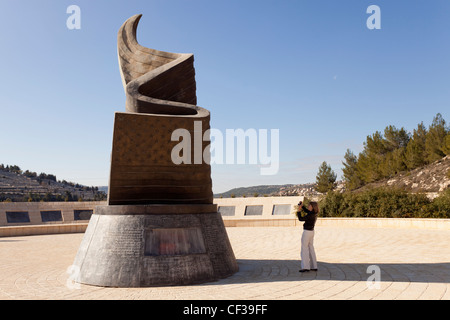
[73,204,238,287]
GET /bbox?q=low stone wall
[0,223,88,237]
[0,201,106,226]
[1,197,450,236]
[215,196,303,227]
[0,201,105,236]
[315,217,450,230]
[0,197,303,236]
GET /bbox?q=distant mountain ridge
[214,185,294,198]
[214,182,329,198]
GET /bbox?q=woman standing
[297,201,319,272]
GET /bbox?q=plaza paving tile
[1,226,450,300]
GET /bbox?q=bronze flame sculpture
[72,15,238,287]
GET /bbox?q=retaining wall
[0,201,104,237]
[1,197,450,236]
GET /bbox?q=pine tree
[383,125,410,152]
[315,161,337,193]
[425,113,448,163]
[358,132,387,183]
[381,147,407,177]
[342,149,363,190]
[380,125,409,177]
[405,122,427,169]
[442,134,450,156]
[341,114,448,189]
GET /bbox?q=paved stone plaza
[1,225,450,300]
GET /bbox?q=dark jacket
[297,205,317,231]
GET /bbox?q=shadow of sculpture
[202,259,450,285]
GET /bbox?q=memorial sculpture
[72,14,238,287]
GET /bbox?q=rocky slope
[0,167,106,202]
[356,156,450,196]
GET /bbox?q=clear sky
[0,0,449,193]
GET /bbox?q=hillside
[214,182,344,199]
[354,155,450,196]
[0,165,106,202]
[214,185,295,198]
[215,156,450,199]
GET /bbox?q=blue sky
[0,0,449,193]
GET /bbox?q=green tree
[359,131,389,182]
[319,190,346,217]
[405,122,428,169]
[383,125,410,152]
[380,125,409,177]
[429,189,450,218]
[319,187,432,218]
[380,148,407,178]
[43,192,53,202]
[340,114,447,189]
[342,149,363,190]
[64,191,73,202]
[425,113,448,163]
[442,134,450,156]
[315,161,337,193]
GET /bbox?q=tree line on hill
[0,164,100,190]
[314,113,449,193]
[1,164,57,181]
[312,113,450,218]
[0,164,106,202]
[342,113,449,191]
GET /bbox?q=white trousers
[300,230,317,270]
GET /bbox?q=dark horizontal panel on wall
[6,211,30,223]
[218,206,236,216]
[40,211,63,222]
[244,205,263,216]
